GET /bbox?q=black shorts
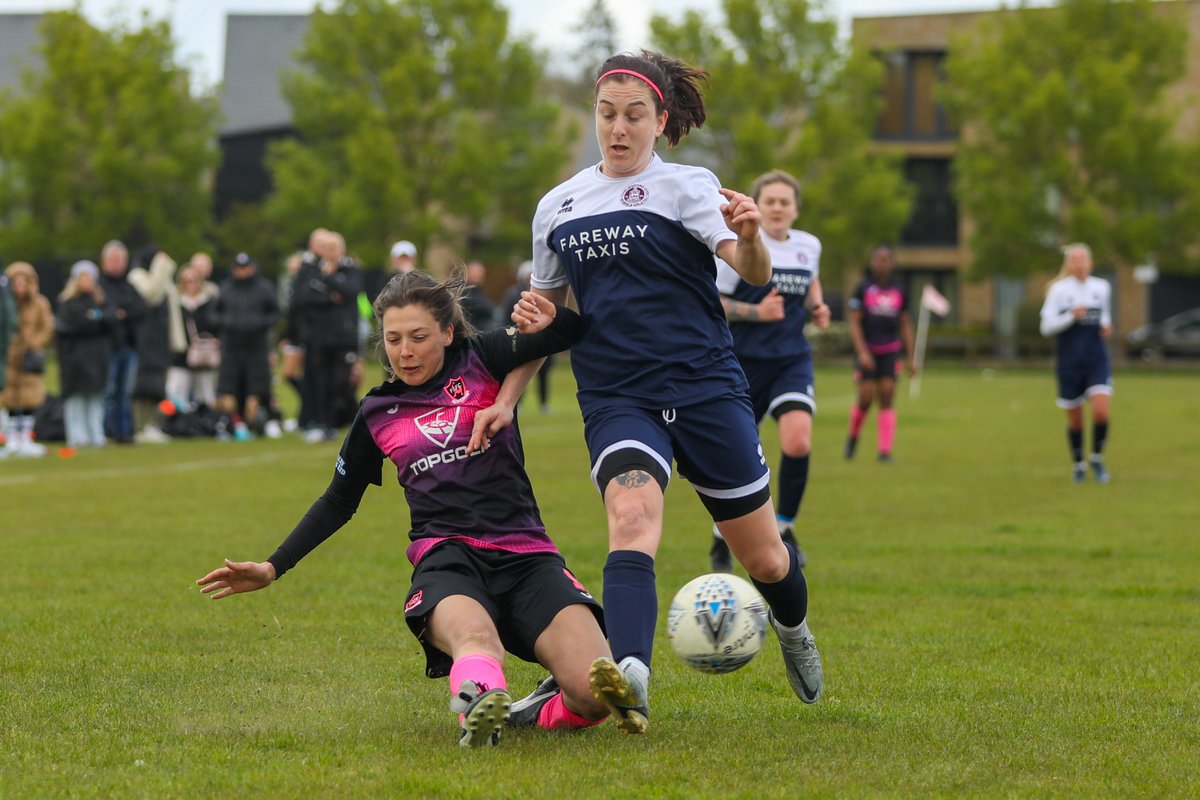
[217,349,272,399]
[402,540,604,679]
[855,350,903,383]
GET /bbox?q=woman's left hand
[810,302,832,329]
[719,188,761,240]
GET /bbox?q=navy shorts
[582,394,772,521]
[1055,356,1113,409]
[402,540,604,679]
[740,355,816,423]
[855,350,903,383]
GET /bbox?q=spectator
[461,260,497,333]
[167,265,220,411]
[389,240,418,274]
[56,261,116,449]
[295,232,363,441]
[97,240,147,444]
[129,248,184,443]
[0,266,15,450]
[188,252,221,296]
[1,262,54,457]
[211,253,279,439]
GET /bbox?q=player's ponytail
[594,50,709,146]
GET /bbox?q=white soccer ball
[667,573,768,674]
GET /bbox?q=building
[854,3,1200,347]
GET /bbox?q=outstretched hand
[196,559,275,599]
[510,291,556,334]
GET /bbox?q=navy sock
[1067,428,1084,463]
[602,550,657,665]
[1093,422,1108,456]
[776,454,810,521]
[752,544,808,627]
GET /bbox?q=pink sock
[448,654,507,696]
[537,692,604,730]
[878,409,896,454]
[849,405,867,437]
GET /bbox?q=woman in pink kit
[845,244,916,463]
[197,271,611,748]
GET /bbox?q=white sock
[774,617,812,642]
[712,524,724,541]
[618,656,650,685]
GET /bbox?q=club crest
[621,184,649,207]
[444,375,470,404]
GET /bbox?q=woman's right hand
[511,291,555,333]
[196,559,276,599]
[858,351,876,372]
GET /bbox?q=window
[901,158,958,246]
[876,51,955,140]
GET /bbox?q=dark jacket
[294,257,363,349]
[56,294,117,397]
[212,273,279,352]
[98,272,147,350]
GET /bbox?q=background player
[198,271,611,748]
[1039,243,1113,483]
[845,244,916,463]
[709,170,830,572]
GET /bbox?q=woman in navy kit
[503,51,824,734]
[845,244,916,462]
[197,271,611,748]
[709,170,831,572]
[1039,243,1113,483]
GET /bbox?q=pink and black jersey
[531,153,744,414]
[849,277,910,355]
[266,313,582,575]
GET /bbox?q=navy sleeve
[266,410,384,578]
[472,305,582,379]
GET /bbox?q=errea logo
[557,196,574,215]
[335,455,347,476]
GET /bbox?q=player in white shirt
[710,171,831,572]
[1039,243,1113,483]
[487,50,825,734]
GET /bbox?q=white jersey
[1040,275,1111,365]
[531,153,743,412]
[715,228,821,361]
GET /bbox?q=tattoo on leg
[615,470,652,489]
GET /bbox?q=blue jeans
[104,346,138,439]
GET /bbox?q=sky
[0,0,1010,90]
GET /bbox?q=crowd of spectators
[0,230,536,456]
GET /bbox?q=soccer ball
[667,573,768,674]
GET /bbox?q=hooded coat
[2,262,54,411]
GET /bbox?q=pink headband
[595,69,665,103]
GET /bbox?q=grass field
[2,364,1198,798]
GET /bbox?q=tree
[0,10,219,262]
[263,0,575,270]
[571,0,620,90]
[648,0,912,282]
[942,0,1200,278]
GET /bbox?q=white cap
[390,240,417,259]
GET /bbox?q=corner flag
[911,284,952,399]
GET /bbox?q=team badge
[444,375,470,404]
[415,406,461,447]
[621,184,649,207]
[405,590,423,613]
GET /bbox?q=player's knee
[781,431,811,457]
[741,543,790,583]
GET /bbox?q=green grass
[2,365,1198,798]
